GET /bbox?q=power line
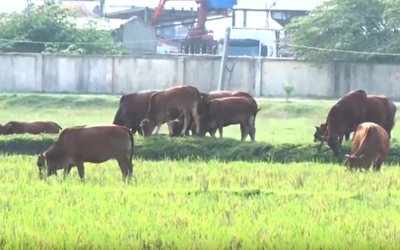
[0,37,399,57]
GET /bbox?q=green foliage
[0,0,128,55]
[1,134,400,164]
[284,0,400,63]
[283,82,295,102]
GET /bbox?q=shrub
[1,134,400,165]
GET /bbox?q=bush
[2,134,400,165]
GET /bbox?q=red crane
[151,0,228,54]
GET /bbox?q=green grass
[1,93,400,249]
[1,156,400,249]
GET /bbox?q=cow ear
[314,126,319,130]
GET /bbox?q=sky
[2,0,325,41]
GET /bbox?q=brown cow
[315,95,397,148]
[199,96,261,141]
[345,122,390,172]
[318,89,368,157]
[171,90,254,136]
[0,121,62,135]
[36,124,137,183]
[113,90,182,135]
[140,85,202,137]
[313,123,353,143]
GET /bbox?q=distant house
[75,16,157,56]
[114,16,157,55]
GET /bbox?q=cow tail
[127,128,134,162]
[196,88,202,102]
[253,107,261,126]
[113,107,124,124]
[119,94,126,105]
[56,123,63,130]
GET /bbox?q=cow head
[36,153,46,179]
[36,152,58,179]
[313,123,327,142]
[0,123,12,135]
[344,154,368,170]
[140,118,156,136]
[170,119,184,137]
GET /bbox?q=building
[114,16,157,55]
[76,16,157,56]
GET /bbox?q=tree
[0,0,128,55]
[283,0,400,63]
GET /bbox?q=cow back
[325,89,368,137]
[350,122,389,157]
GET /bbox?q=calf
[0,121,62,135]
[171,90,255,136]
[36,124,137,183]
[199,96,261,141]
[345,122,390,172]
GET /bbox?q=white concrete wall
[1,52,400,99]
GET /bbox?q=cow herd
[112,85,261,141]
[0,86,396,182]
[32,85,262,183]
[313,89,397,171]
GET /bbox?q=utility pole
[217,27,231,91]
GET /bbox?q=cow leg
[165,119,174,136]
[117,158,138,184]
[190,104,201,135]
[76,162,85,182]
[209,127,217,138]
[63,165,73,179]
[218,126,223,138]
[152,123,163,135]
[339,135,344,146]
[373,158,383,172]
[248,114,256,142]
[241,123,250,141]
[179,109,191,136]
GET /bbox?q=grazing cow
[313,123,353,143]
[140,85,202,137]
[199,96,261,141]
[112,90,182,135]
[345,122,390,172]
[0,121,62,135]
[36,124,137,183]
[318,89,369,157]
[314,95,397,147]
[171,90,254,136]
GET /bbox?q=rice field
[0,93,400,249]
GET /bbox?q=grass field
[1,93,400,249]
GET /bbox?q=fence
[1,52,400,99]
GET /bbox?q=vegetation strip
[3,134,400,164]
